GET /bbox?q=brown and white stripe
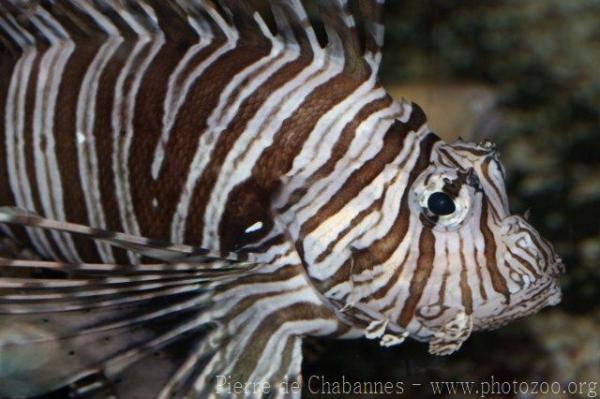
[0,1,564,398]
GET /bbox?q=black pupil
[427,192,456,216]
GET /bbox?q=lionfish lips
[475,274,563,332]
[547,255,566,278]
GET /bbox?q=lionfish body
[0,1,564,398]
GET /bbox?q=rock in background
[387,82,500,142]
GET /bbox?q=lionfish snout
[469,214,564,331]
[501,215,565,282]
[547,253,566,278]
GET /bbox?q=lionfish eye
[427,192,456,216]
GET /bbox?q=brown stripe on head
[397,227,435,327]
[480,200,510,303]
[480,156,508,218]
[348,130,437,270]
[458,237,473,314]
[506,247,540,279]
[311,136,408,267]
[277,104,435,311]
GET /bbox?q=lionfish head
[406,138,564,336]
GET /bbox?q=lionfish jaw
[548,255,566,278]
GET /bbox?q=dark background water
[303,1,599,398]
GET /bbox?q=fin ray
[0,207,251,262]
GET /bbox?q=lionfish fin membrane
[0,255,303,398]
[0,209,303,397]
[0,262,219,398]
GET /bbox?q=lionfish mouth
[547,255,566,278]
[474,274,563,332]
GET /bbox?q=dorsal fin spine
[112,1,153,38]
[319,0,369,77]
[71,1,121,37]
[218,0,260,40]
[1,0,388,77]
[187,13,212,39]
[34,7,71,44]
[202,0,237,42]
[253,10,275,43]
[175,0,215,39]
[360,0,386,74]
[0,10,34,51]
[270,0,320,56]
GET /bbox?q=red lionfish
[0,0,565,398]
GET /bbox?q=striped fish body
[0,0,409,265]
[0,0,340,262]
[0,1,564,398]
